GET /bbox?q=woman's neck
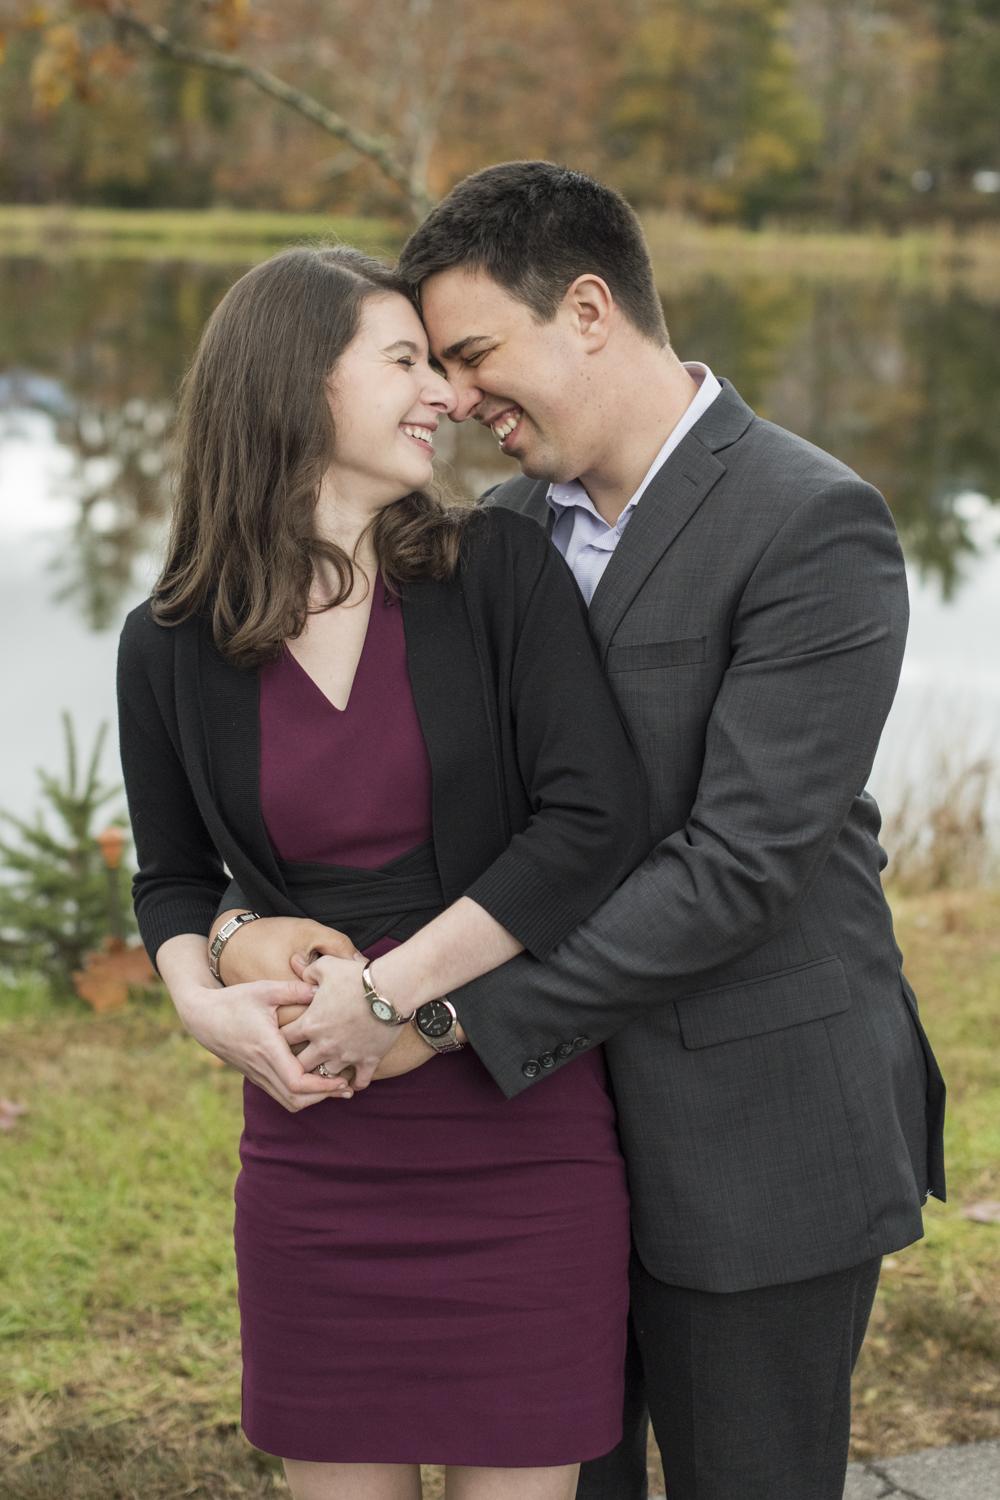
[313,467,393,557]
[311,470,382,606]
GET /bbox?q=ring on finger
[317,1062,335,1079]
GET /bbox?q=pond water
[1,253,998,830]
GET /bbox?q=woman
[118,246,648,1500]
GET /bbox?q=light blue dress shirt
[547,363,722,605]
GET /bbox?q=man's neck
[573,349,699,526]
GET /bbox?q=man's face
[420,267,597,484]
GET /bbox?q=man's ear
[562,275,614,352]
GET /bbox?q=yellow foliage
[29,22,87,112]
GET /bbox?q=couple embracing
[119,162,945,1500]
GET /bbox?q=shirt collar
[546,362,722,525]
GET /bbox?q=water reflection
[663,278,1000,594]
[1,255,999,628]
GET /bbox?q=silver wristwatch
[413,998,466,1054]
[209,910,260,981]
[362,963,416,1026]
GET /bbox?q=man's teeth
[401,424,434,444]
[491,411,521,441]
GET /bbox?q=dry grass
[882,752,997,893]
[0,887,997,1494]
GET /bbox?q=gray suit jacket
[456,380,946,1294]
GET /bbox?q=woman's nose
[427,372,458,414]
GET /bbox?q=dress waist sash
[276,840,446,952]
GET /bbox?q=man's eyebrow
[439,334,496,361]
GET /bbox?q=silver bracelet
[209,911,260,982]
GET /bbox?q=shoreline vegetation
[0,886,998,1497]
[2,206,1000,298]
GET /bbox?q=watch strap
[362,963,416,1026]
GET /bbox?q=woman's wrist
[367,951,436,1012]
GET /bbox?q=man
[396,163,945,1500]
[222,163,944,1499]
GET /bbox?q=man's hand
[210,911,358,986]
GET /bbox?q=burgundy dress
[235,581,631,1467]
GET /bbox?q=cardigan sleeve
[462,512,650,958]
[117,605,229,962]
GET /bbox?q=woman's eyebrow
[381,339,421,354]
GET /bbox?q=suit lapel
[587,436,726,657]
[587,381,754,658]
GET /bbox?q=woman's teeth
[401,424,434,445]
[491,411,521,442]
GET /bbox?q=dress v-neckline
[284,581,381,715]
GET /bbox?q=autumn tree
[608,0,820,221]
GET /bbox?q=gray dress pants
[577,1251,882,1500]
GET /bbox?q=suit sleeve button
[555,1042,574,1059]
[538,1052,555,1069]
[522,1060,541,1078]
[573,1036,589,1051]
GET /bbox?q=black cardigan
[118,507,649,965]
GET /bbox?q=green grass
[0,206,406,264]
[0,890,998,1495]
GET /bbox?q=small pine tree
[0,714,135,995]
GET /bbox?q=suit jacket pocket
[675,956,850,1049]
[607,636,706,671]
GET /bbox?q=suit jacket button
[573,1036,589,1051]
[539,1052,555,1069]
[555,1042,574,1059]
[522,1060,541,1078]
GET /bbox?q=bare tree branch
[106,3,436,220]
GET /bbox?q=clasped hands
[215,914,436,1092]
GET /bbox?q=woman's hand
[210,912,359,986]
[278,997,435,1081]
[157,933,354,1111]
[279,953,409,1089]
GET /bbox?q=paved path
[844,1440,1000,1499]
[647,1440,1000,1500]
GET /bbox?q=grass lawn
[0,888,998,1497]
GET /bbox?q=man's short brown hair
[398,161,669,346]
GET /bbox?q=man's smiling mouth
[488,407,523,448]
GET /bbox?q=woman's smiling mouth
[400,423,436,453]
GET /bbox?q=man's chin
[510,445,560,484]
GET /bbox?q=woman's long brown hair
[152,245,468,665]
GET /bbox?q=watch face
[417,1000,454,1039]
[371,999,395,1022]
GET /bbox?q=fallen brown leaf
[72,936,159,1013]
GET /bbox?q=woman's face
[326,293,456,507]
